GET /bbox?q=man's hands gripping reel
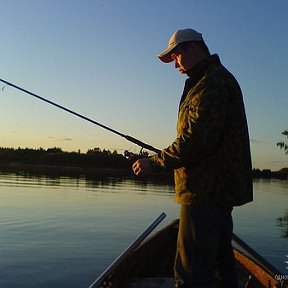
[124,149,155,177]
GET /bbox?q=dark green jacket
[150,54,253,207]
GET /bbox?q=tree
[277,130,288,155]
[47,147,63,153]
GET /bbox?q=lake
[0,172,287,288]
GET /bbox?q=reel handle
[124,150,148,163]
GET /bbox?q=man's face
[171,44,198,74]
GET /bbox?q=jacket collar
[186,54,221,80]
[179,54,221,105]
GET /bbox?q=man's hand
[132,158,153,177]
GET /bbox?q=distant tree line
[0,147,287,179]
[0,147,130,169]
[252,168,288,180]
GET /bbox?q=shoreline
[0,163,174,184]
[0,163,133,178]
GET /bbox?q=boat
[90,216,288,288]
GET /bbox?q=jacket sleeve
[150,83,229,169]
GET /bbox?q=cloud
[250,138,275,145]
[250,138,264,144]
[48,136,72,141]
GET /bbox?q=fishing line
[0,78,160,154]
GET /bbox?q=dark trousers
[174,204,239,288]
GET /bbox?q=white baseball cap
[158,28,204,63]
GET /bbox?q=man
[132,28,253,288]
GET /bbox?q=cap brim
[157,45,175,63]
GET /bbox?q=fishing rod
[0,78,160,154]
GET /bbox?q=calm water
[0,172,287,288]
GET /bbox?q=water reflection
[252,179,288,239]
[277,211,288,238]
[0,169,287,287]
[0,164,174,192]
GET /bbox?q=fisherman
[132,28,253,288]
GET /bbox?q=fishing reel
[124,148,169,179]
[124,148,149,164]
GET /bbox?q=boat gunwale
[93,219,287,288]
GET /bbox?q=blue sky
[0,0,287,170]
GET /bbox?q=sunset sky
[0,0,287,170]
